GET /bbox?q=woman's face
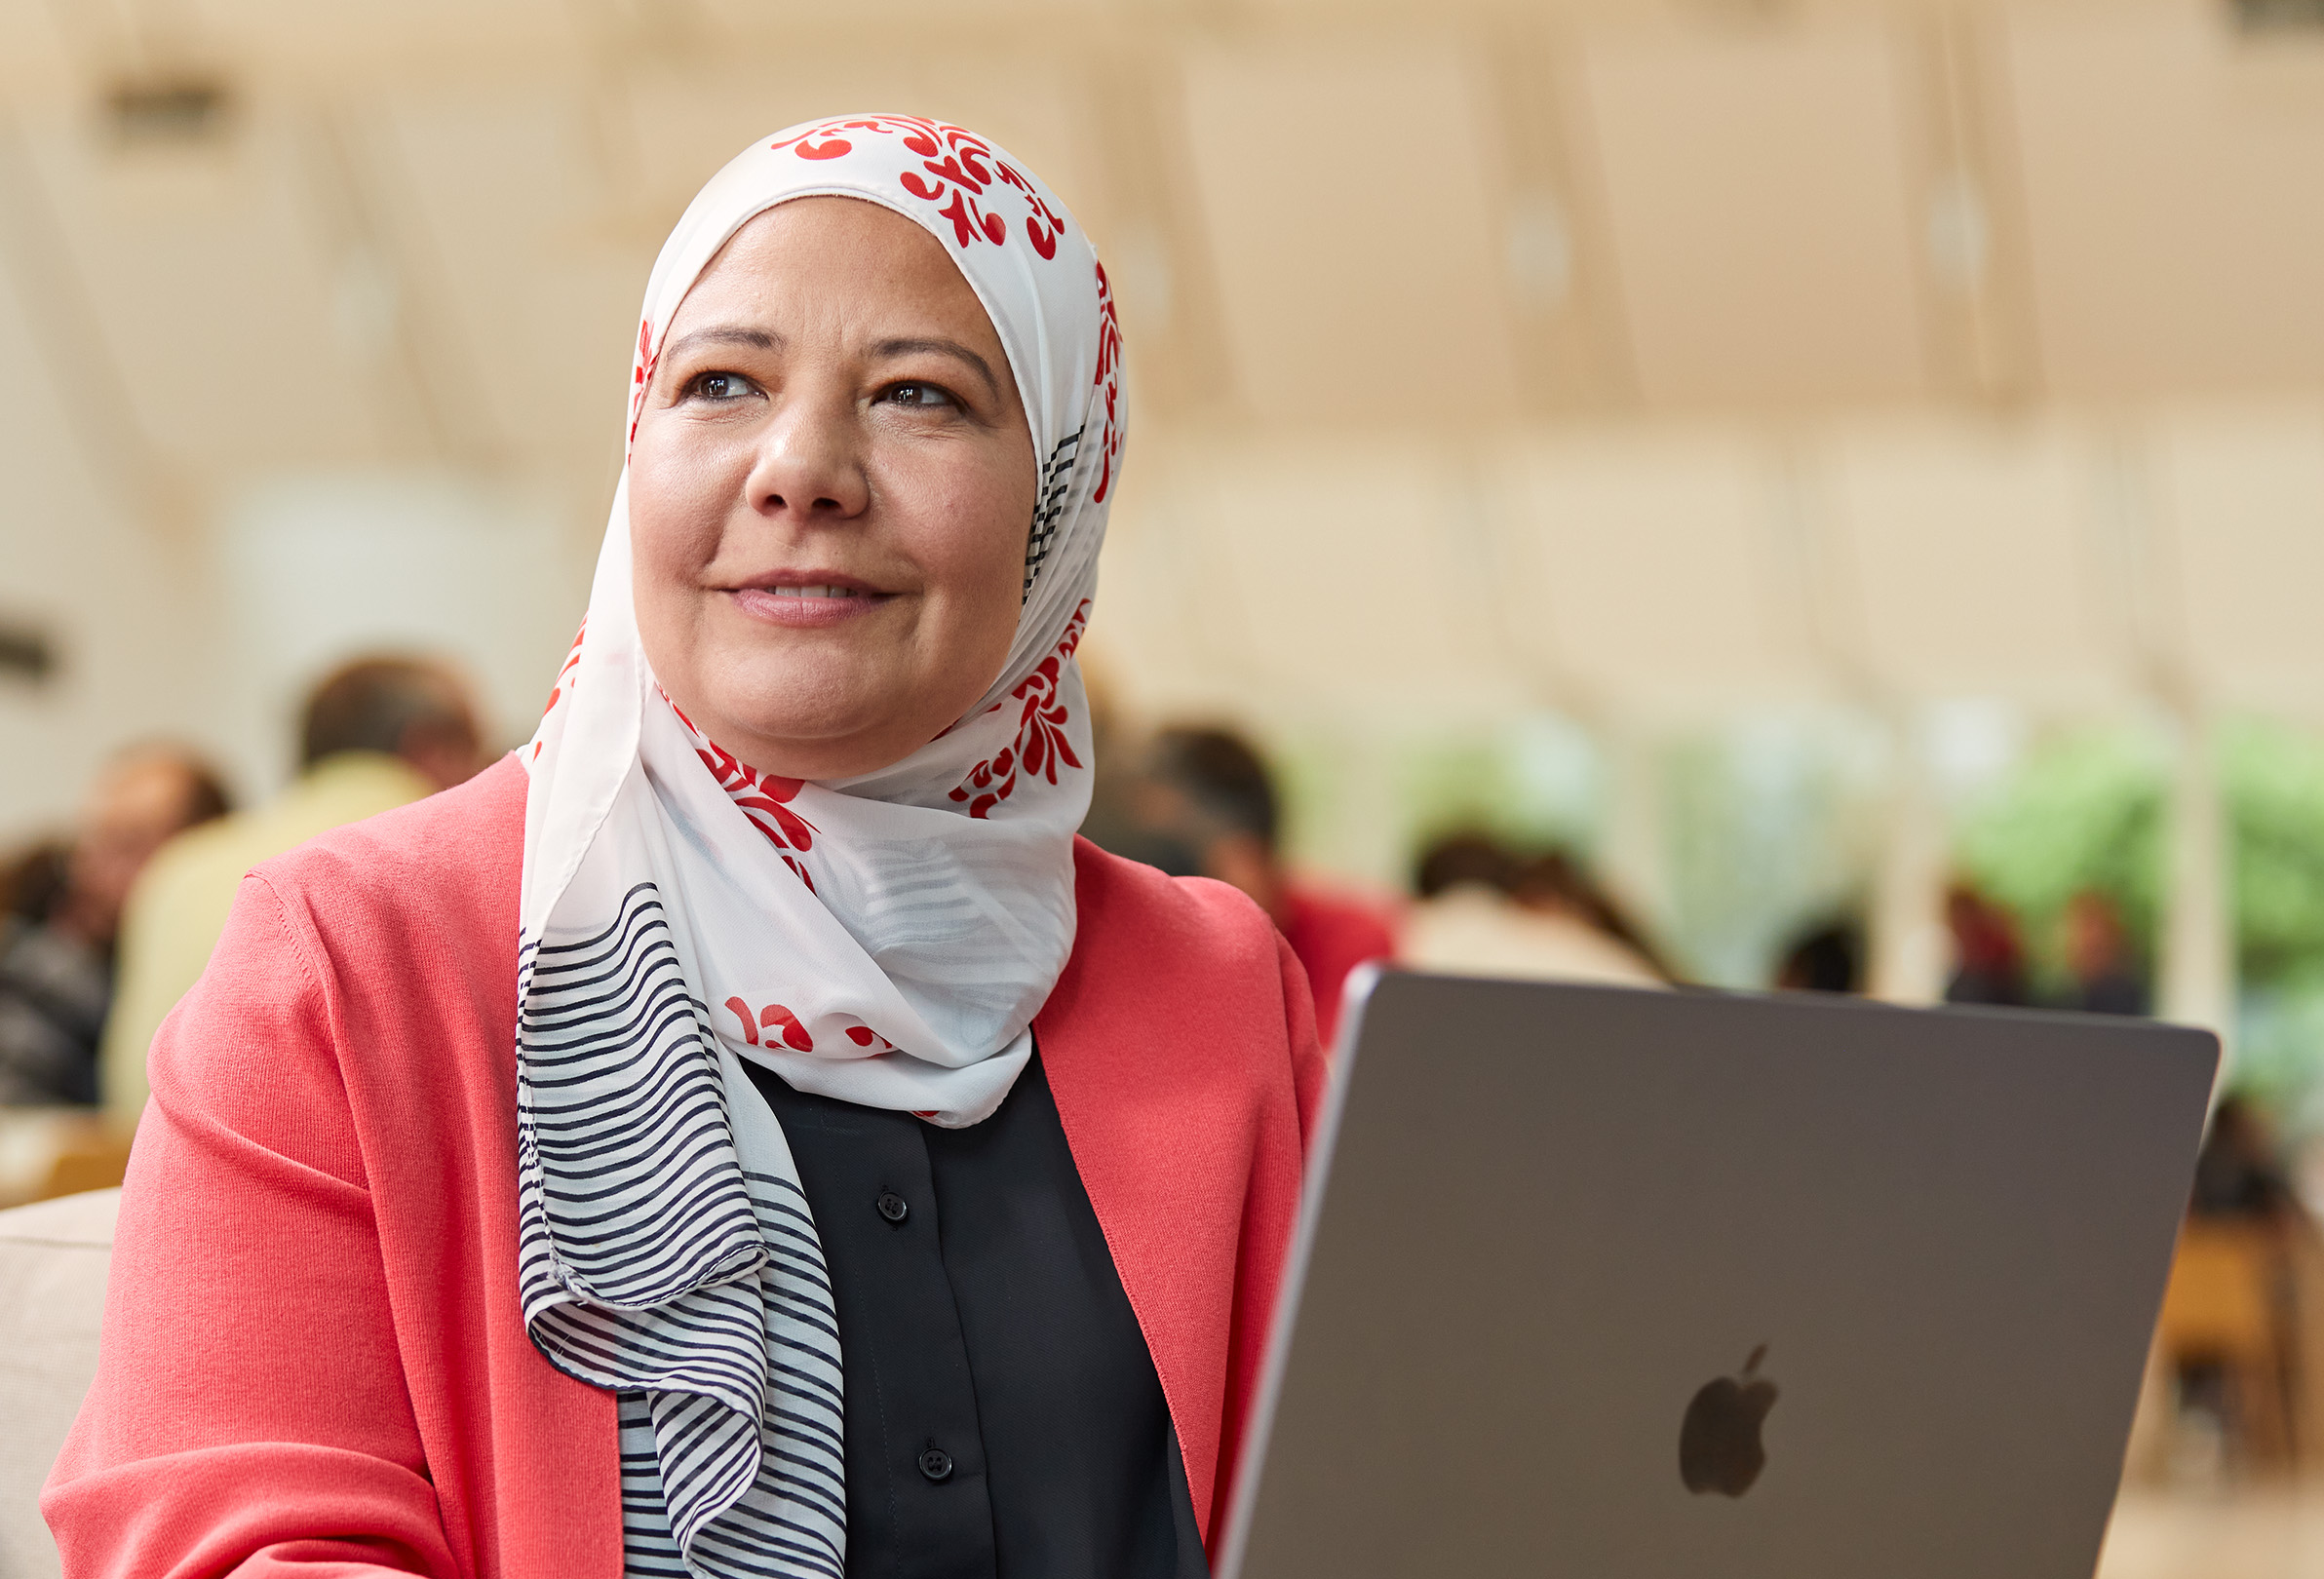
[629,196,1036,782]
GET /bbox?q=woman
[45,118,1323,1579]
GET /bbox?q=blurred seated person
[1129,727,1397,1045]
[2063,888,2149,1017]
[1402,831,1665,988]
[101,655,484,1128]
[1071,676,1207,878]
[1943,883,2030,1007]
[0,747,229,1106]
[2190,1097,2300,1225]
[1773,918,1862,994]
[2164,1094,2308,1469]
[1514,849,1673,981]
[0,840,70,929]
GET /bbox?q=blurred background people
[100,655,485,1128]
[1943,883,2032,1008]
[1512,849,1673,982]
[1101,725,1398,1045]
[1401,830,1666,987]
[0,748,229,1106]
[2190,1097,2301,1226]
[2064,889,2150,1018]
[1773,918,1865,995]
[0,843,70,935]
[1070,672,1210,877]
[2148,1095,2312,1482]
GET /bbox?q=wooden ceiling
[2,0,2322,781]
[7,0,2324,464]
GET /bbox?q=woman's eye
[882,382,955,410]
[687,371,757,403]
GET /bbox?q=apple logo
[1679,1344,1779,1497]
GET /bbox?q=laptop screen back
[1220,973,2216,1579]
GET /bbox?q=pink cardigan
[44,756,1325,1579]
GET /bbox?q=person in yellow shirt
[101,656,485,1130]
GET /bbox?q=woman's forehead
[677,196,996,337]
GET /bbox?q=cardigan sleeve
[43,875,458,1579]
[1277,931,1329,1157]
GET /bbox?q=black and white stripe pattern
[1021,425,1082,600]
[517,882,846,1579]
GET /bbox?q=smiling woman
[629,196,1037,781]
[42,119,1321,1579]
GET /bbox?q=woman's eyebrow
[872,337,998,399]
[662,326,781,360]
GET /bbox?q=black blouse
[747,1048,1210,1579]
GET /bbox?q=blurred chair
[37,1135,135,1203]
[0,1111,109,1213]
[2154,1218,2298,1471]
[0,1188,115,1579]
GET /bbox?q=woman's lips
[727,584,895,628]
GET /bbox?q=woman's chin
[694,696,946,782]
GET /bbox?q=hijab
[512,116,1122,1579]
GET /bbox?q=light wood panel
[1819,423,2127,703]
[1578,20,1931,405]
[2009,0,2324,396]
[1181,38,1520,424]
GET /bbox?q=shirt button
[917,1446,954,1483]
[876,1191,910,1224]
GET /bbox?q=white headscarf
[511,117,1122,1579]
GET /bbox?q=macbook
[1219,971,2218,1579]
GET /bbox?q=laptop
[1219,970,2219,1579]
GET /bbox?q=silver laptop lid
[1220,972,2217,1579]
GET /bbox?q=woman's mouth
[728,583,893,628]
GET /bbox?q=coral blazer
[44,756,1326,1579]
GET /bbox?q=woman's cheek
[625,473,722,699]
[631,445,727,589]
[912,453,1035,594]
[627,502,690,619]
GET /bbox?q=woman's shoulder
[1065,835,1284,978]
[246,752,526,960]
[1048,837,1315,1073]
[139,757,530,1201]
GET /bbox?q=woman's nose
[743,389,871,521]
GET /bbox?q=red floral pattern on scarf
[627,319,660,453]
[724,998,897,1059]
[1092,261,1123,504]
[726,997,814,1051]
[531,620,589,761]
[769,116,1067,259]
[722,997,895,1057]
[665,694,820,892]
[948,600,1090,819]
